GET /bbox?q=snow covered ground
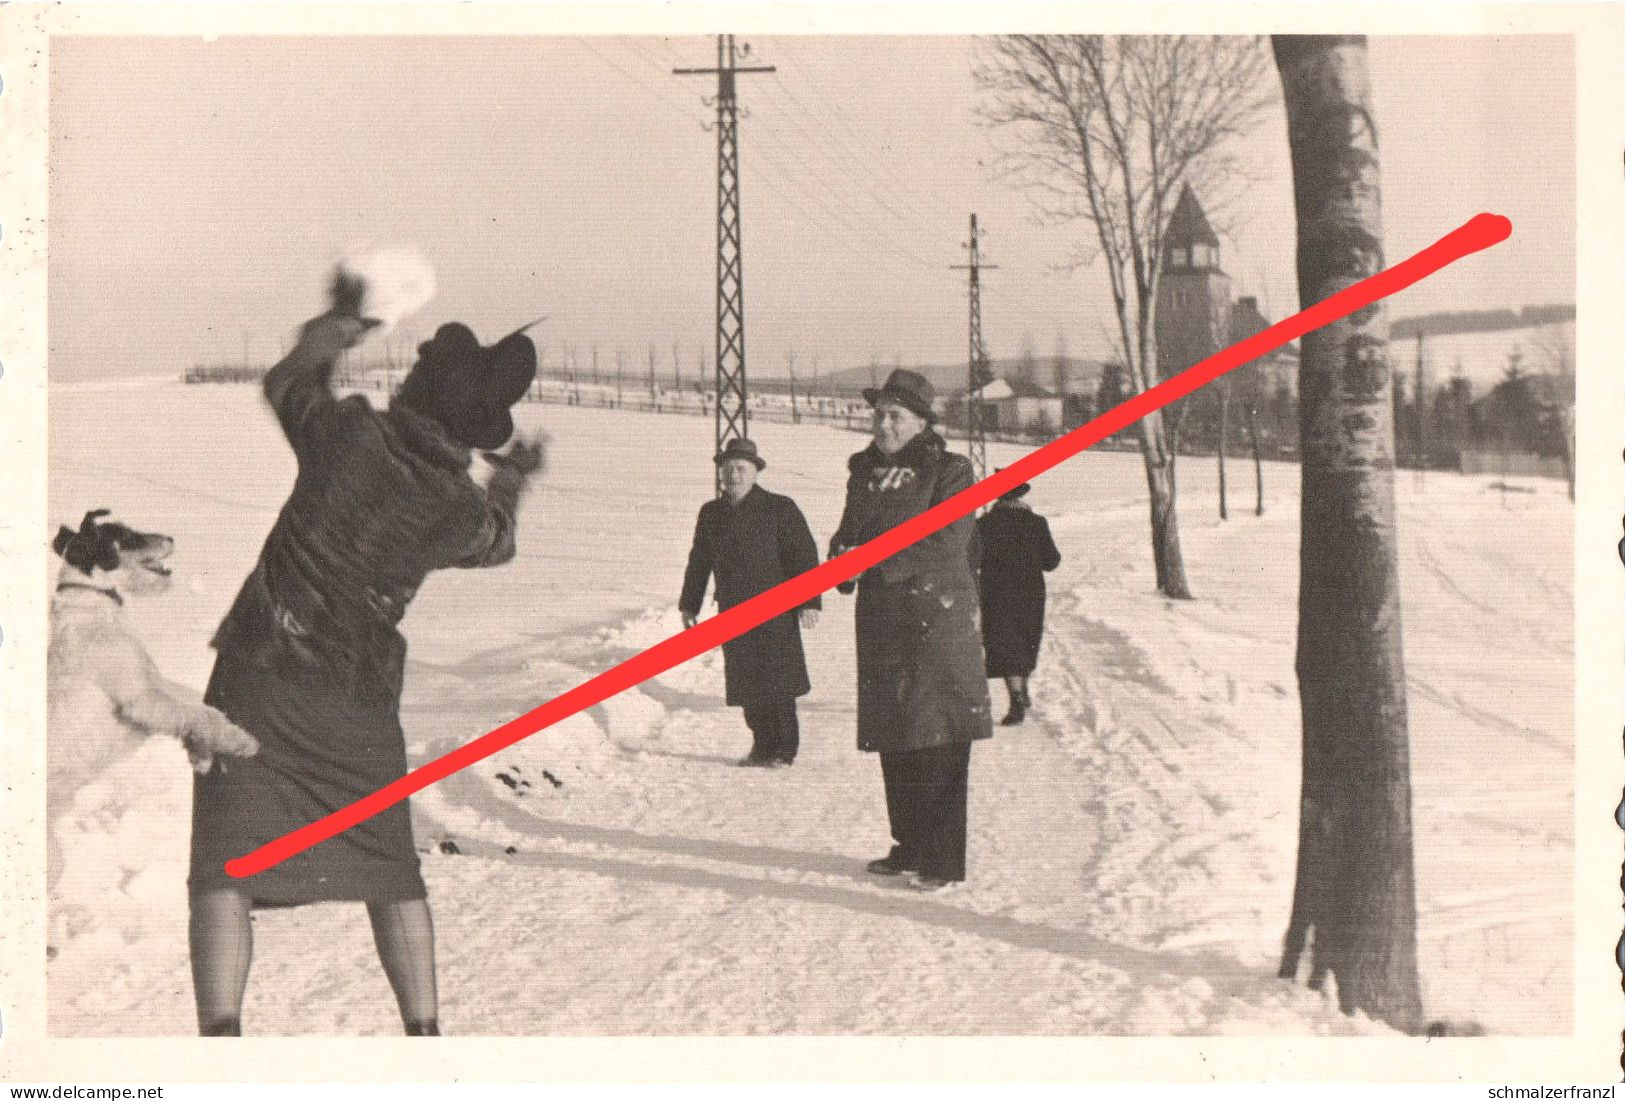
[45,380,1572,1036]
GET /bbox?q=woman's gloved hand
[295,313,378,364]
[483,431,547,478]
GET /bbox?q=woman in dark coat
[973,479,1061,725]
[829,370,992,891]
[679,438,821,766]
[188,293,543,1037]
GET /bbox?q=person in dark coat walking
[829,370,992,891]
[679,438,821,767]
[972,477,1061,725]
[187,281,544,1038]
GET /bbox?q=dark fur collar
[385,399,475,471]
[848,428,947,474]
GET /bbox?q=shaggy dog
[47,510,259,894]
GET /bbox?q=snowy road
[47,384,1572,1036]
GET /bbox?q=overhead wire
[576,36,1075,357]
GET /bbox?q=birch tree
[975,35,1271,597]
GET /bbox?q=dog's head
[52,509,175,596]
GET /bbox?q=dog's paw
[187,709,259,759]
[185,744,216,775]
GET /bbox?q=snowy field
[46,380,1573,1036]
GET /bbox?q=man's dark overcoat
[679,485,821,706]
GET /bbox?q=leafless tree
[1529,321,1576,500]
[1052,329,1070,396]
[1217,375,1230,520]
[975,34,1273,598]
[1273,34,1423,1034]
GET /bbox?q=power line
[575,36,1074,357]
[591,38,941,286]
[762,39,955,214]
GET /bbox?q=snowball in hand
[336,247,438,332]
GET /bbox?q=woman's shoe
[999,699,1027,726]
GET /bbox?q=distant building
[1152,184,1298,455]
[949,375,1067,437]
[1156,184,1233,376]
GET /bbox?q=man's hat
[396,322,538,451]
[714,437,766,470]
[995,468,1031,500]
[862,368,937,423]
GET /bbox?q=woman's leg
[189,887,254,1035]
[367,898,440,1034]
[1001,676,1027,724]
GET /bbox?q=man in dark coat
[830,370,992,890]
[972,477,1061,725]
[679,438,821,767]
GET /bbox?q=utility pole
[676,35,775,492]
[951,214,998,484]
[787,350,800,423]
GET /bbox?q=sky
[47,34,1575,382]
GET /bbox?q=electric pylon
[951,214,998,484]
[675,35,775,491]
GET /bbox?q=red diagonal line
[228,212,1511,878]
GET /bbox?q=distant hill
[1392,304,1574,340]
[814,357,1101,398]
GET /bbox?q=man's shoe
[866,850,918,877]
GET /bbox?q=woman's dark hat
[995,468,1031,500]
[715,437,766,470]
[862,368,937,423]
[396,322,538,451]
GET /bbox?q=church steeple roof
[1165,184,1220,251]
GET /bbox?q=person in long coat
[187,288,543,1038]
[829,369,992,891]
[973,478,1061,725]
[679,438,821,766]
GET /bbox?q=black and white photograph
[1,0,1619,1084]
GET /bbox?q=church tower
[1155,184,1232,377]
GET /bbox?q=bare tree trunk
[1563,406,1575,502]
[1273,34,1423,1034]
[1134,409,1192,599]
[1218,382,1230,521]
[1246,402,1265,516]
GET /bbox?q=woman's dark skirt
[188,639,427,907]
[980,580,1047,678]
